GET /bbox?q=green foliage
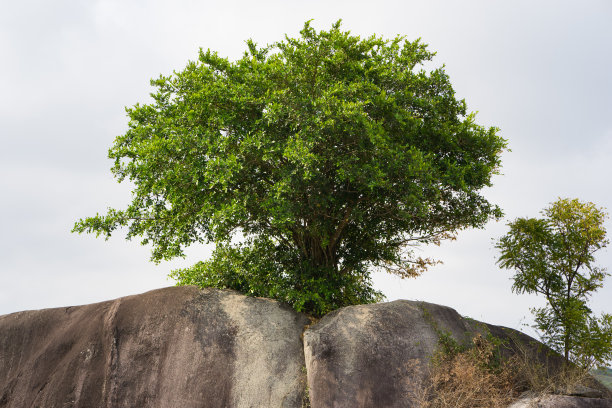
[169,236,383,316]
[74,20,505,315]
[496,198,612,368]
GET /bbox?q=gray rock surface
[2,288,610,407]
[0,286,309,408]
[567,385,605,399]
[509,394,612,407]
[302,299,580,408]
[303,300,477,408]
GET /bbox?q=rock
[303,300,477,408]
[509,394,612,407]
[2,288,611,407]
[568,385,606,399]
[302,299,575,408]
[0,286,309,408]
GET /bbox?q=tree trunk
[293,232,339,273]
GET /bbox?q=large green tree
[496,198,612,368]
[74,21,506,315]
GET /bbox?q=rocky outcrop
[303,300,468,407]
[302,300,606,408]
[1,287,610,407]
[0,286,309,407]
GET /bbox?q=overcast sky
[1,0,611,337]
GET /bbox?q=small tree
[74,21,506,316]
[496,198,612,368]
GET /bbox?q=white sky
[1,0,611,338]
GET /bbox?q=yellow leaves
[545,198,608,238]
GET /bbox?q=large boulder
[2,287,610,407]
[0,286,309,408]
[303,300,470,407]
[302,299,604,408]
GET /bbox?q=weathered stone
[0,286,309,408]
[566,385,605,399]
[302,299,607,408]
[509,394,612,407]
[2,288,611,407]
[303,300,476,408]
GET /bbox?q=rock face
[509,394,612,407]
[1,287,611,407]
[0,286,309,408]
[303,300,472,407]
[302,299,580,408]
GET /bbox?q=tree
[496,198,612,368]
[73,21,506,316]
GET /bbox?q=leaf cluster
[496,198,612,368]
[74,21,506,314]
[169,236,383,316]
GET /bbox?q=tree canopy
[496,198,612,368]
[74,21,506,315]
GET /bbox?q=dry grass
[408,334,595,408]
[510,340,593,397]
[415,334,518,408]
